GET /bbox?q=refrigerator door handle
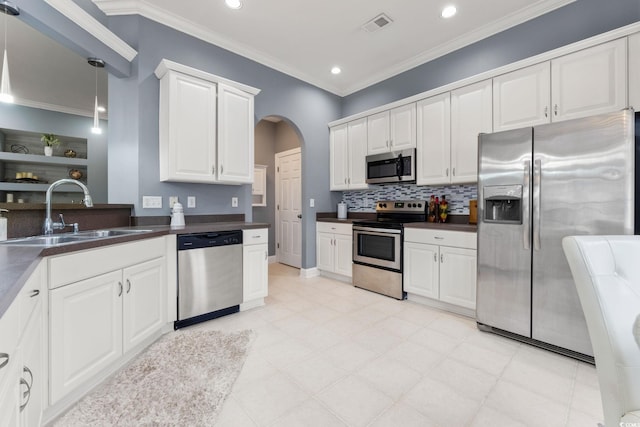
[523,160,531,250]
[533,158,542,251]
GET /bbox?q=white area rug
[54,329,253,426]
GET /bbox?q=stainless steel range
[352,200,427,299]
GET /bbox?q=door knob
[297,214,302,219]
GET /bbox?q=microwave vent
[362,13,393,33]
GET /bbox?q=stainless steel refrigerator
[476,109,635,360]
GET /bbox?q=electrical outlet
[187,196,196,208]
[142,196,162,209]
[310,198,315,207]
[231,197,238,208]
[169,196,178,208]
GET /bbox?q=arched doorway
[254,116,303,268]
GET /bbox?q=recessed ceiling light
[225,0,242,9]
[441,5,457,18]
[331,66,341,75]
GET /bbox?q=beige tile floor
[191,263,603,427]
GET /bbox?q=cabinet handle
[434,236,444,240]
[264,251,268,260]
[126,279,131,294]
[386,140,389,147]
[544,106,548,118]
[348,177,350,184]
[344,178,347,184]
[212,166,216,175]
[452,168,456,177]
[440,254,444,263]
[19,375,32,412]
[554,104,558,116]
[29,290,40,298]
[0,353,9,370]
[221,165,224,174]
[433,253,437,262]
[445,168,449,177]
[23,366,33,388]
[118,282,123,297]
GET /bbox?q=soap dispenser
[0,209,7,241]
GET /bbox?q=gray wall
[343,0,640,116]
[0,104,108,203]
[254,120,276,255]
[107,16,343,269]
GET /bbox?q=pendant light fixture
[0,1,19,104]
[88,57,105,134]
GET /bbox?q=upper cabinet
[630,33,640,111]
[155,59,260,185]
[494,38,627,131]
[329,118,368,191]
[416,92,451,186]
[367,104,416,155]
[450,80,493,184]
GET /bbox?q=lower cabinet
[49,241,166,406]
[242,228,269,309]
[316,222,352,279]
[20,307,44,427]
[404,228,477,312]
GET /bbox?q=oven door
[352,226,402,271]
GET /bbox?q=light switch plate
[187,196,196,208]
[142,196,162,209]
[310,198,315,207]
[231,197,238,208]
[169,196,178,208]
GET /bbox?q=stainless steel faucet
[44,179,94,235]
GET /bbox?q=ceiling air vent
[361,13,393,33]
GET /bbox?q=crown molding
[45,0,137,62]
[94,0,576,96]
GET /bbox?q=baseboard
[299,267,320,278]
[406,292,475,318]
[240,298,265,311]
[268,255,277,264]
[319,270,352,284]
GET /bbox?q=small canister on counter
[337,201,347,219]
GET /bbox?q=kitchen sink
[1,229,154,247]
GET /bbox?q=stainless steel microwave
[365,149,416,184]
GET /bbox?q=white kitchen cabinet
[316,222,352,279]
[19,307,44,427]
[451,80,493,184]
[551,38,627,122]
[49,239,166,405]
[630,33,640,110]
[252,165,267,206]
[0,301,19,427]
[0,350,19,427]
[493,62,551,131]
[242,228,269,310]
[404,228,477,314]
[367,104,416,155]
[217,83,255,183]
[329,118,368,191]
[155,59,260,185]
[416,92,451,185]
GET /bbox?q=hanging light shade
[88,57,105,134]
[0,1,19,104]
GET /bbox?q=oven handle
[353,226,402,235]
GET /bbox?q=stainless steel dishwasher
[175,230,243,329]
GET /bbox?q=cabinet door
[367,111,390,155]
[334,233,353,278]
[50,271,123,404]
[630,33,640,111]
[217,83,254,183]
[316,231,335,272]
[243,243,268,302]
[439,247,477,310]
[551,38,627,122]
[417,93,451,185]
[330,124,349,191]
[404,242,439,299]
[123,258,165,354]
[493,62,551,131]
[20,309,43,427]
[161,71,217,183]
[451,80,492,184]
[347,118,368,190]
[0,356,19,427]
[390,103,416,151]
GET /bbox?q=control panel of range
[375,200,427,213]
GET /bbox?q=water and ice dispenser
[483,185,523,224]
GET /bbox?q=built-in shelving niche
[0,129,89,203]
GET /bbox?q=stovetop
[352,200,427,229]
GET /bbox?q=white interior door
[275,148,302,268]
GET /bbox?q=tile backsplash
[341,183,477,214]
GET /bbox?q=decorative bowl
[64,149,77,158]
[68,169,83,180]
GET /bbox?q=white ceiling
[94,0,575,96]
[8,0,575,117]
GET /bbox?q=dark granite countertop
[316,212,478,232]
[0,222,269,319]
